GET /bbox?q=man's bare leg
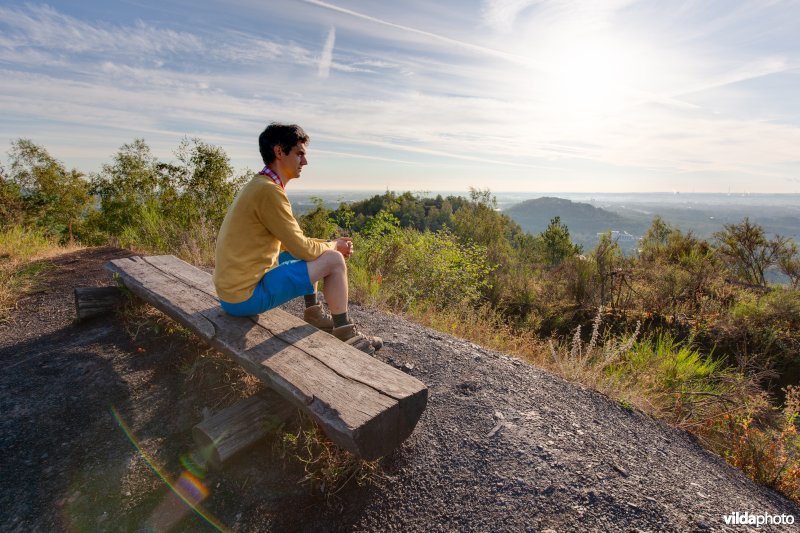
[306,250,348,314]
[305,250,381,353]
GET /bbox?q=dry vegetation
[0,226,83,320]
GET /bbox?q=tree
[172,138,242,228]
[6,139,92,240]
[452,188,520,247]
[299,197,337,239]
[778,240,800,289]
[538,216,582,268]
[638,216,672,262]
[713,218,789,287]
[0,163,23,227]
[89,139,162,236]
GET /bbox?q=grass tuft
[277,413,381,501]
[0,225,82,319]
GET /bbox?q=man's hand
[333,237,354,258]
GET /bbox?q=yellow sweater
[213,175,336,303]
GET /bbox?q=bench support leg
[192,389,296,469]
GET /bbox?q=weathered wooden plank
[106,256,217,339]
[74,286,123,320]
[142,255,424,401]
[193,389,296,469]
[105,255,427,459]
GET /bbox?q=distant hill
[504,197,647,250]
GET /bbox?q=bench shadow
[0,317,142,531]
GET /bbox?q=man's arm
[257,186,336,260]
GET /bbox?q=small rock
[487,423,505,437]
[611,464,629,477]
[402,362,415,373]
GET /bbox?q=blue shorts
[219,252,313,316]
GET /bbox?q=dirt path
[1,247,798,531]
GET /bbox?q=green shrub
[721,288,800,373]
[298,197,338,239]
[349,211,494,311]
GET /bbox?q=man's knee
[308,250,346,282]
[322,250,346,270]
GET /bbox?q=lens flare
[111,406,228,532]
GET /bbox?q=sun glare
[510,29,645,120]
[548,39,632,114]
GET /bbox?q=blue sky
[1,0,799,192]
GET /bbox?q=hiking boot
[303,304,333,332]
[331,323,383,355]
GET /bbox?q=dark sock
[304,293,318,308]
[332,312,351,328]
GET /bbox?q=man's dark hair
[258,123,310,165]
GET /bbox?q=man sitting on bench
[213,123,382,354]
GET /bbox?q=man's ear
[273,145,283,160]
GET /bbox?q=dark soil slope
[1,247,797,531]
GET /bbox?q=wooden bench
[105,255,428,461]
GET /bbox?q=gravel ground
[1,246,798,532]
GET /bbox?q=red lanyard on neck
[259,166,284,189]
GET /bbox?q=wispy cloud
[318,26,336,78]
[481,0,538,32]
[311,148,419,165]
[671,57,796,99]
[0,4,200,57]
[481,0,639,33]
[1,2,799,191]
[302,0,535,66]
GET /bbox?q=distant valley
[502,195,800,252]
